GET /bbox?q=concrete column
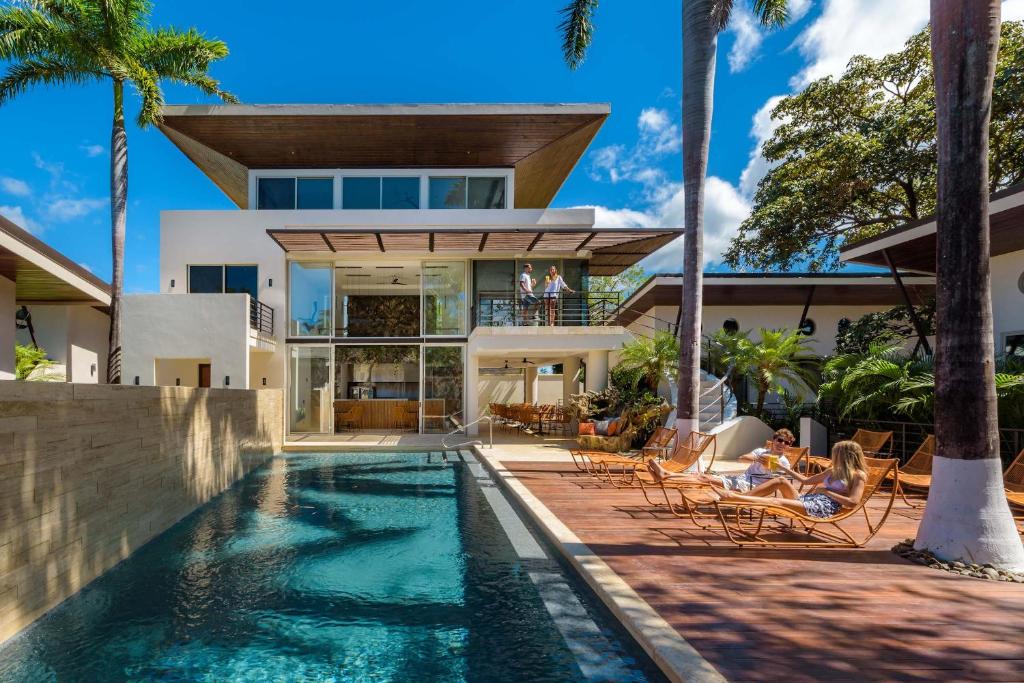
[585,350,609,393]
[799,416,829,457]
[524,366,539,404]
[0,276,14,380]
[466,353,480,435]
[562,356,581,405]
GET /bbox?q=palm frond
[558,0,599,70]
[107,53,162,125]
[0,54,99,104]
[137,27,227,75]
[708,0,734,33]
[752,0,789,28]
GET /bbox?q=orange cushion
[606,419,621,436]
[578,422,596,436]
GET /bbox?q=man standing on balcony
[519,263,539,325]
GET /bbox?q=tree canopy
[725,21,1024,271]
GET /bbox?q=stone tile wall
[0,383,283,644]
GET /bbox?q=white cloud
[80,144,105,158]
[589,107,679,191]
[739,95,787,197]
[44,197,107,222]
[0,205,42,234]
[0,177,31,197]
[728,9,764,73]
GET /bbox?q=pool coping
[474,447,727,683]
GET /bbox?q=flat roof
[158,103,610,210]
[0,214,111,305]
[840,182,1024,272]
[613,272,936,327]
[266,226,682,276]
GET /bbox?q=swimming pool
[0,451,664,682]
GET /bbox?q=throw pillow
[578,422,596,436]
[606,418,621,437]
[594,419,611,436]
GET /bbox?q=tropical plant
[589,263,647,300]
[726,21,1024,271]
[914,0,1024,571]
[0,0,237,382]
[616,330,679,393]
[737,328,820,416]
[558,0,794,435]
[15,343,50,380]
[834,299,936,354]
[818,343,935,421]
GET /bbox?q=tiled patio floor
[504,461,1024,682]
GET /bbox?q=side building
[122,103,680,438]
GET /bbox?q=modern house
[614,272,937,356]
[0,213,110,382]
[841,181,1024,358]
[121,103,681,438]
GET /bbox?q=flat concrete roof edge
[162,103,612,117]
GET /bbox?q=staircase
[664,373,737,432]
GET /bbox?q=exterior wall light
[170,279,175,289]
[268,278,273,287]
[134,376,139,385]
[175,378,181,386]
[262,377,267,386]
[224,376,230,387]
[90,363,96,377]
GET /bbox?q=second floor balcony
[473,291,621,328]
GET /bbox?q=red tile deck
[504,461,1024,683]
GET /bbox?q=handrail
[441,414,494,450]
[249,298,274,336]
[474,290,621,327]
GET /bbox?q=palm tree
[737,328,819,416]
[559,0,791,435]
[617,329,679,392]
[0,0,236,383]
[915,0,1024,569]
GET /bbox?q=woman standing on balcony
[543,265,575,326]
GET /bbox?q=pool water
[1,452,663,682]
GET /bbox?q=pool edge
[474,447,727,683]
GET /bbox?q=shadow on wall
[0,382,283,645]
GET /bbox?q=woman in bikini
[711,440,868,519]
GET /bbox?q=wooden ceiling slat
[533,231,592,250]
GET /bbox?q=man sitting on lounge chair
[647,428,795,492]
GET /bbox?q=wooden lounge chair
[568,426,677,474]
[625,431,718,497]
[1006,448,1024,516]
[711,457,900,549]
[804,428,894,472]
[888,435,935,507]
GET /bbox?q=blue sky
[1,0,1021,291]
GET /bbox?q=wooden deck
[504,461,1024,682]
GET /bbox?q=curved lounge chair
[887,435,935,507]
[1005,448,1024,516]
[568,426,677,474]
[711,457,900,549]
[804,428,894,472]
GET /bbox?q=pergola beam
[883,248,933,356]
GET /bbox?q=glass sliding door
[288,346,332,434]
[289,262,332,336]
[333,345,421,432]
[423,261,466,336]
[423,346,465,433]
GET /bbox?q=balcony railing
[250,298,274,336]
[473,290,621,328]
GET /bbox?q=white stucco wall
[992,251,1024,354]
[13,304,108,383]
[0,276,14,380]
[122,294,249,389]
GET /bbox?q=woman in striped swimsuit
[712,441,868,519]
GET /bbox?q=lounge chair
[568,426,677,474]
[622,431,718,496]
[804,428,894,472]
[888,435,935,507]
[711,457,900,549]
[1006,448,1024,516]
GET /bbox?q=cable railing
[473,290,620,328]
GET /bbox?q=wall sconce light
[262,377,267,386]
[175,378,181,386]
[90,363,96,377]
[224,376,230,387]
[170,279,175,289]
[134,376,140,385]
[268,278,273,287]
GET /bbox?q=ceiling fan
[503,358,536,369]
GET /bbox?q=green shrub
[15,344,51,380]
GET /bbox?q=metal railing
[473,290,620,328]
[250,298,274,336]
[441,413,494,450]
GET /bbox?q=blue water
[0,452,662,682]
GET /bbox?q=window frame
[187,263,259,298]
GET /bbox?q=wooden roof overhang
[158,103,610,210]
[0,214,111,306]
[840,182,1024,273]
[266,227,682,276]
[613,274,936,327]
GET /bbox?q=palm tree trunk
[915,0,1024,570]
[106,79,127,384]
[676,0,716,439]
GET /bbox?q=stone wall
[0,383,283,644]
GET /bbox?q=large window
[257,177,334,209]
[289,262,332,336]
[334,345,421,432]
[423,346,464,433]
[423,261,466,336]
[188,264,258,298]
[429,176,506,209]
[335,263,421,337]
[343,176,420,209]
[289,346,331,433]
